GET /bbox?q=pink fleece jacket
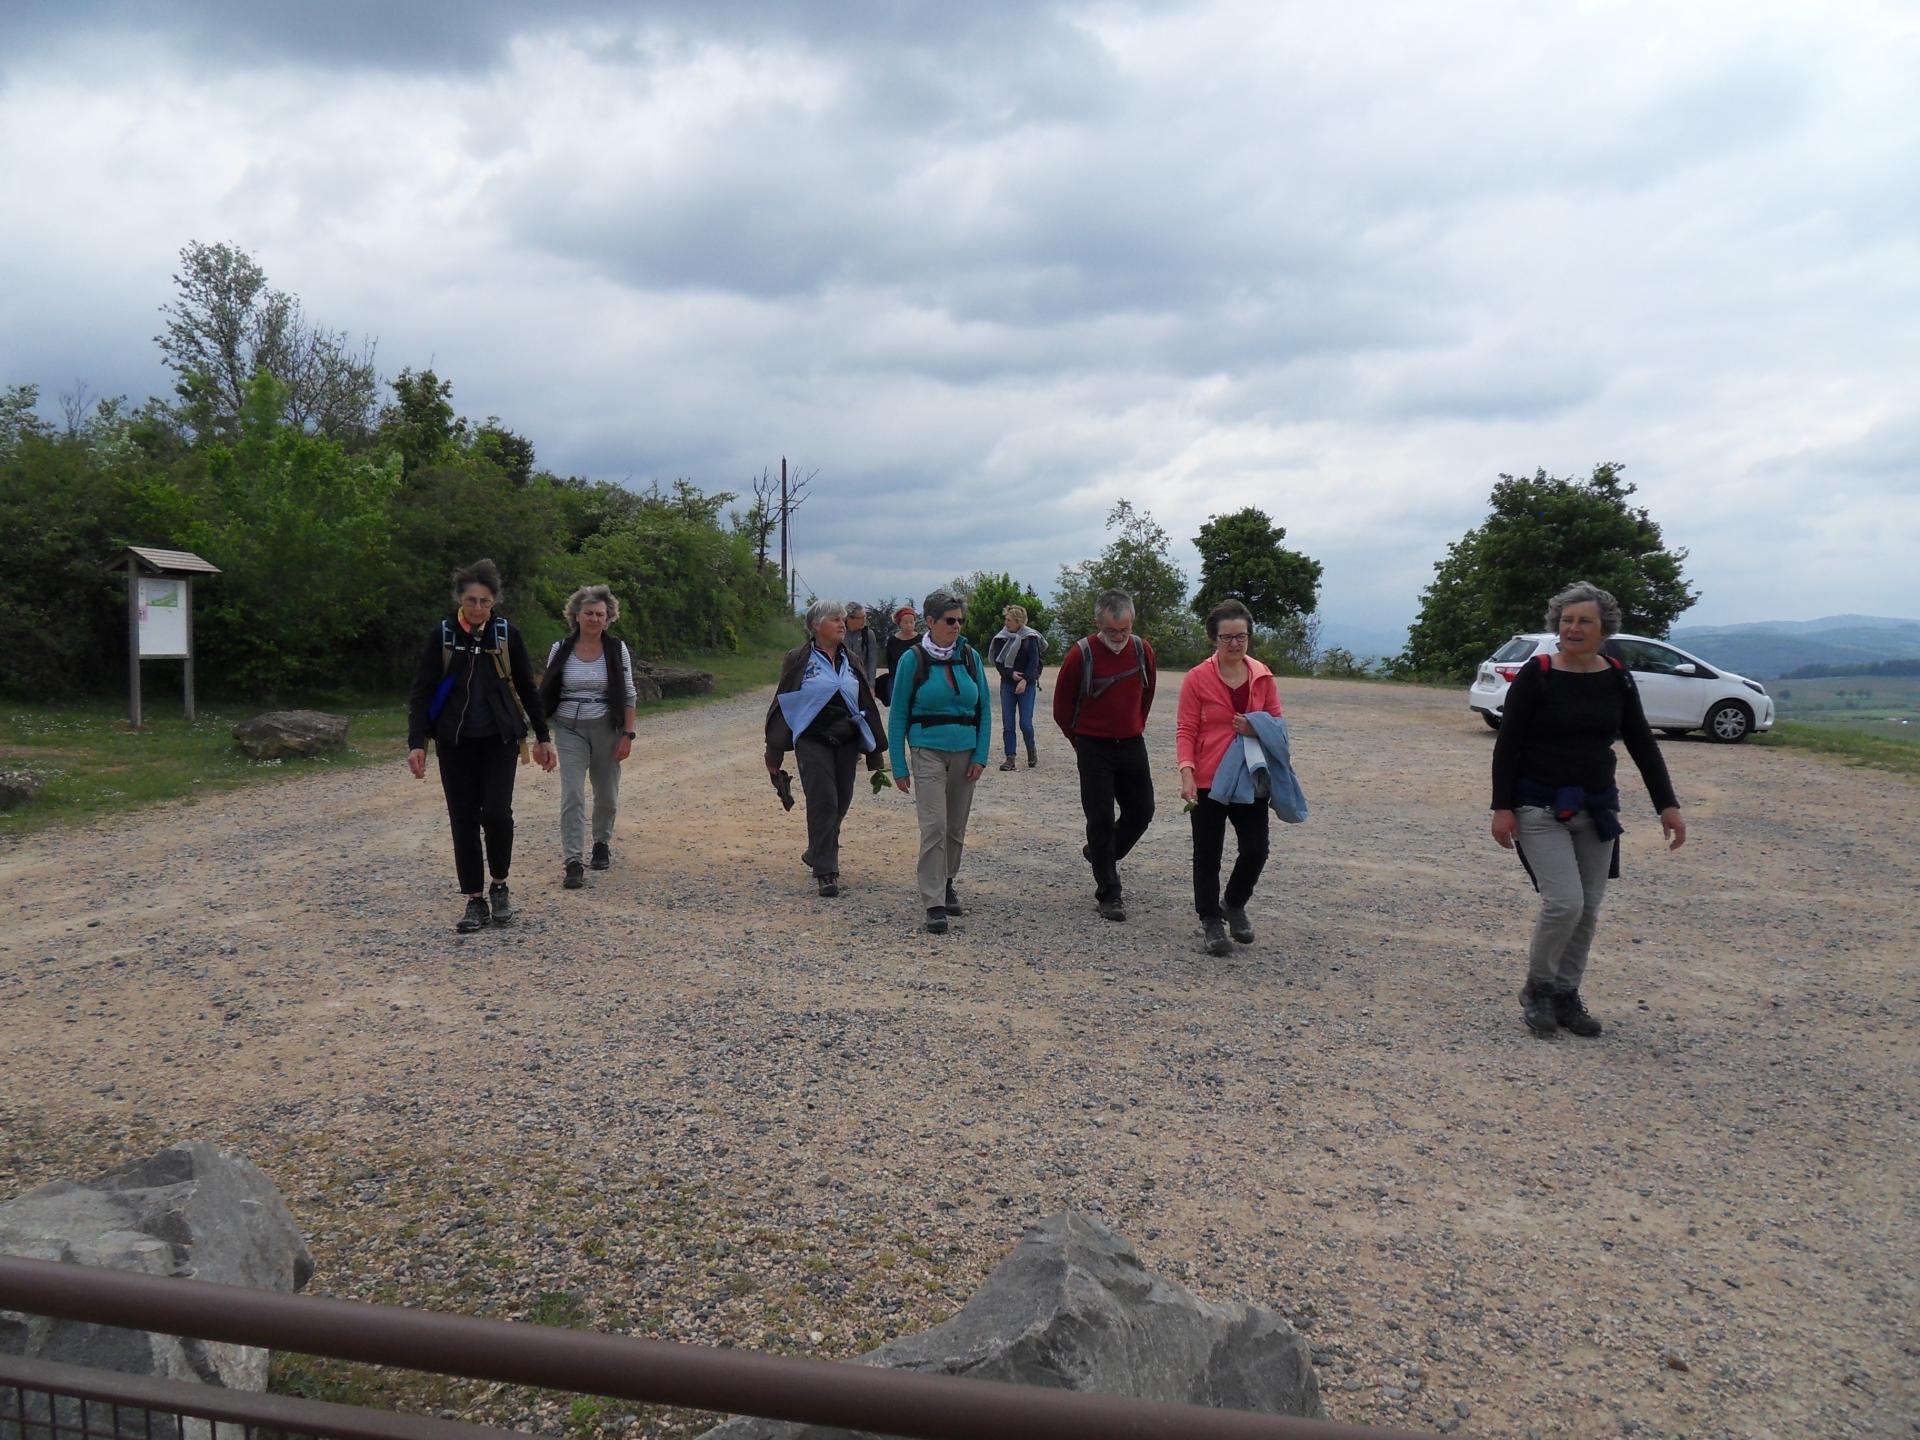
[1175,655,1284,788]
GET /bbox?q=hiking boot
[1520,981,1559,1038]
[1551,985,1604,1037]
[564,860,585,890]
[486,882,514,923]
[1026,741,1037,768]
[1224,904,1255,944]
[944,882,962,915]
[456,897,491,933]
[1097,896,1128,922]
[1203,918,1232,957]
[817,874,840,898]
[925,906,949,934]
[999,756,1018,772]
[590,841,611,871]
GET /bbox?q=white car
[1468,632,1775,742]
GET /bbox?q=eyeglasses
[461,595,495,607]
[1217,633,1249,645]
[935,615,965,627]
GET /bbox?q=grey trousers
[795,734,859,878]
[553,718,622,863]
[911,747,978,910]
[1516,804,1613,988]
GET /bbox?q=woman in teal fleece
[887,588,994,933]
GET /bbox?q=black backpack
[905,640,986,733]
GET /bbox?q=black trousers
[1075,735,1155,900]
[795,733,860,878]
[1189,788,1270,921]
[437,736,519,894]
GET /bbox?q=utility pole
[779,456,789,612]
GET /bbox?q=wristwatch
[621,730,636,739]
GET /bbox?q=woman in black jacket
[407,559,556,932]
[1490,582,1686,1039]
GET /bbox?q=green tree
[1190,507,1322,628]
[1396,462,1699,679]
[157,241,378,443]
[1050,499,1192,654]
[947,570,1051,656]
[185,374,399,692]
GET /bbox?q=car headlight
[1743,680,1766,696]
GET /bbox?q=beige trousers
[911,747,977,910]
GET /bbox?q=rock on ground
[231,710,349,760]
[699,1211,1321,1438]
[0,771,43,809]
[0,1140,313,1400]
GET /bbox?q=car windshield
[1492,638,1538,663]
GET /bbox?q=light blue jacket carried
[1206,710,1308,823]
[887,642,993,772]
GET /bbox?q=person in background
[1176,599,1283,956]
[540,584,638,891]
[877,603,918,707]
[765,599,887,897]
[1490,581,1687,1039]
[844,601,882,691]
[888,589,992,933]
[406,558,556,933]
[1052,588,1157,922]
[988,603,1046,771]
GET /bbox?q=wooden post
[779,456,789,610]
[182,576,196,722]
[126,560,142,730]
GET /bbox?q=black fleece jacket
[407,615,551,751]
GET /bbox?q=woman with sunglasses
[887,589,992,933]
[1175,599,1284,956]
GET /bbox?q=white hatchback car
[1468,632,1775,742]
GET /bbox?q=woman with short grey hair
[765,599,887,897]
[1491,581,1687,1039]
[887,588,992,932]
[539,584,639,890]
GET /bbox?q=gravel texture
[2,676,1915,1440]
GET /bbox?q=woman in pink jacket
[1176,599,1284,956]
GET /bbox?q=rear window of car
[1492,637,1539,663]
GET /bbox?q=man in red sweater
[1052,588,1158,921]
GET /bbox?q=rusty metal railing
[0,1255,1436,1440]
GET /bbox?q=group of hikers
[407,561,1687,1039]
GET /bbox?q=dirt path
[2,676,1914,1439]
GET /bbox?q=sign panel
[138,577,189,658]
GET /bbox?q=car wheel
[1482,713,1501,731]
[1706,700,1753,744]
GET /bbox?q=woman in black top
[406,559,556,933]
[1490,582,1686,1039]
[876,603,919,706]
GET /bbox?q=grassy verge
[0,618,804,838]
[1751,719,1920,779]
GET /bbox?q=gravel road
[2,675,1915,1439]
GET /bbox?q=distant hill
[1670,616,1920,678]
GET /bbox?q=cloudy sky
[4,1,1916,648]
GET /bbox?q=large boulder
[635,662,714,700]
[231,710,349,760]
[0,1140,313,1418]
[699,1212,1322,1438]
[0,771,44,810]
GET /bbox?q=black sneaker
[925,906,949,934]
[1551,986,1604,1037]
[487,882,514,923]
[944,882,962,915]
[456,897,491,933]
[999,756,1017,771]
[1520,982,1559,1038]
[1097,896,1127,922]
[1203,918,1232,957]
[817,874,840,898]
[1224,904,1255,944]
[564,860,585,890]
[590,842,611,871]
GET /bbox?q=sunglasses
[935,615,965,626]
